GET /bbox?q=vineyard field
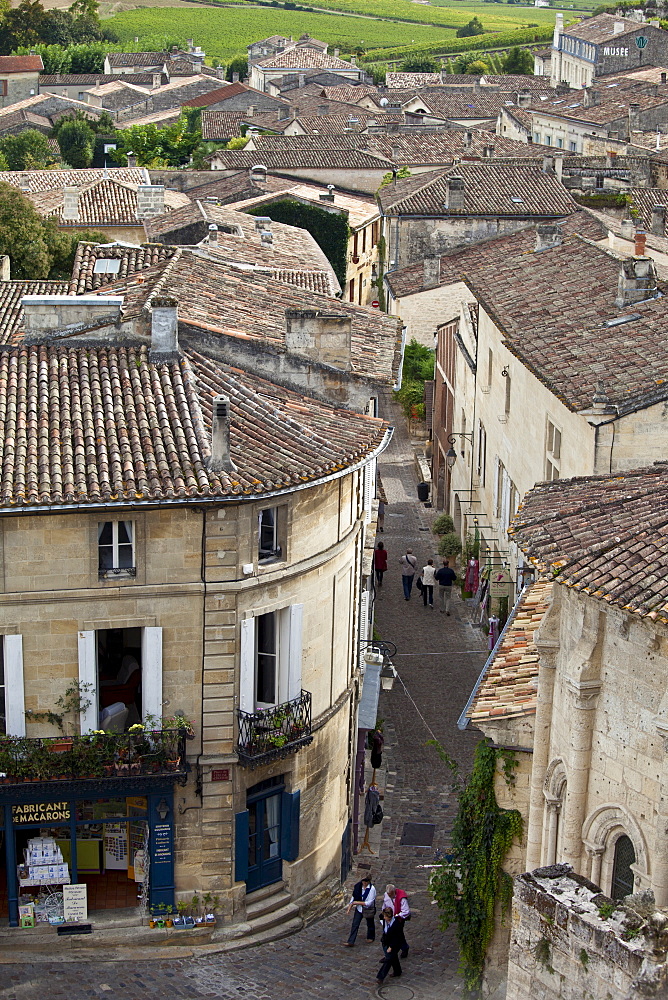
[106,6,457,60]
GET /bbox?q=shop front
[0,735,187,926]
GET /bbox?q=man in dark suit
[344,875,376,945]
[376,907,404,983]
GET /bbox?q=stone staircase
[225,881,302,950]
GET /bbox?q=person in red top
[383,884,410,957]
[373,542,388,587]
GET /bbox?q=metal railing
[236,690,313,768]
[0,730,187,785]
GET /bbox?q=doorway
[246,777,283,893]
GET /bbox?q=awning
[358,658,382,730]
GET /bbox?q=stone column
[585,844,604,888]
[525,590,561,871]
[651,724,668,906]
[544,799,561,866]
[560,677,600,873]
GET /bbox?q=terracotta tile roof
[183,81,286,109]
[413,90,552,120]
[0,93,102,128]
[96,250,401,384]
[386,72,441,89]
[0,167,148,194]
[39,73,156,87]
[143,201,336,278]
[627,187,668,235]
[386,211,607,297]
[230,180,378,229]
[68,242,178,294]
[377,162,577,216]
[269,267,336,293]
[467,579,553,722]
[560,12,645,43]
[509,467,668,621]
[534,93,668,127]
[119,108,183,129]
[31,178,190,227]
[254,48,357,70]
[208,147,393,170]
[106,51,167,69]
[0,280,69,346]
[0,55,43,73]
[0,110,52,134]
[200,111,286,139]
[320,85,378,104]
[0,343,387,509]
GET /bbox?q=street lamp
[380,662,397,691]
[445,431,474,470]
[359,640,397,680]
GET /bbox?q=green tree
[0,129,53,170]
[465,59,489,74]
[43,222,107,279]
[368,63,387,86]
[0,183,52,278]
[248,199,349,287]
[502,46,534,75]
[225,136,249,150]
[399,55,438,73]
[456,16,485,37]
[110,114,202,167]
[226,54,248,81]
[453,52,488,74]
[56,118,95,167]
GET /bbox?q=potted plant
[26,681,94,738]
[174,900,189,927]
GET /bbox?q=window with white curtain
[240,605,303,713]
[98,521,135,576]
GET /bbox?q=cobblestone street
[0,403,488,1000]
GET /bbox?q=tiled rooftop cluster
[0,280,69,347]
[0,167,148,194]
[509,467,668,621]
[377,162,577,216]
[26,177,190,227]
[68,243,178,293]
[0,343,387,510]
[467,579,553,723]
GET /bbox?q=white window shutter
[4,635,25,736]
[363,459,376,523]
[492,456,500,517]
[287,604,303,703]
[359,589,370,649]
[141,626,163,723]
[239,618,255,714]
[77,630,97,733]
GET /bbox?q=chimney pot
[535,224,563,252]
[616,253,658,307]
[635,231,647,256]
[150,296,179,358]
[651,204,666,236]
[250,164,268,185]
[209,395,234,473]
[445,175,465,211]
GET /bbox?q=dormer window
[98,521,136,577]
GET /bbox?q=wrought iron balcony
[0,729,188,787]
[236,690,313,768]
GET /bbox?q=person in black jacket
[376,907,404,983]
[344,875,376,945]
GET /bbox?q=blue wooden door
[246,789,282,892]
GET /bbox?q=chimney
[554,155,563,183]
[150,296,179,358]
[444,176,465,211]
[232,72,239,83]
[62,186,80,222]
[285,309,352,370]
[209,395,234,473]
[615,254,658,307]
[423,256,440,289]
[298,73,305,87]
[483,144,494,158]
[605,149,618,168]
[136,184,165,219]
[152,73,161,90]
[319,183,335,203]
[208,223,219,244]
[628,102,640,137]
[542,155,555,174]
[651,204,666,236]
[517,90,531,109]
[127,151,137,168]
[0,255,9,281]
[187,37,193,49]
[534,224,563,251]
[635,231,647,256]
[350,56,356,66]
[391,144,400,158]
[464,131,472,147]
[254,216,272,232]
[621,218,635,240]
[334,48,339,57]
[250,164,267,185]
[613,19,625,34]
[247,105,255,117]
[22,295,123,342]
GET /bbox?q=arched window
[611,835,636,900]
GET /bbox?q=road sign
[371,300,379,308]
[636,35,648,49]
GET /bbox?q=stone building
[0,55,43,110]
[377,162,577,270]
[550,12,668,90]
[248,36,363,94]
[0,267,394,937]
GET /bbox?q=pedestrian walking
[435,558,457,615]
[373,542,388,588]
[384,883,410,956]
[400,549,418,601]
[421,558,436,608]
[376,907,404,983]
[344,875,377,946]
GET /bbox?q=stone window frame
[255,500,290,573]
[543,757,567,865]
[91,514,146,587]
[582,803,649,895]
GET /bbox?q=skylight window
[510,196,524,203]
[93,259,121,274]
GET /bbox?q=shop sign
[154,823,172,865]
[635,35,648,49]
[63,884,88,922]
[489,569,512,599]
[12,801,70,824]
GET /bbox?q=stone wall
[506,866,668,1000]
[388,280,474,349]
[0,70,41,109]
[391,217,534,270]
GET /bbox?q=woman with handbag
[344,875,377,945]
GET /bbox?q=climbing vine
[429,741,523,992]
[246,200,349,288]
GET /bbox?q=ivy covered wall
[247,199,350,288]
